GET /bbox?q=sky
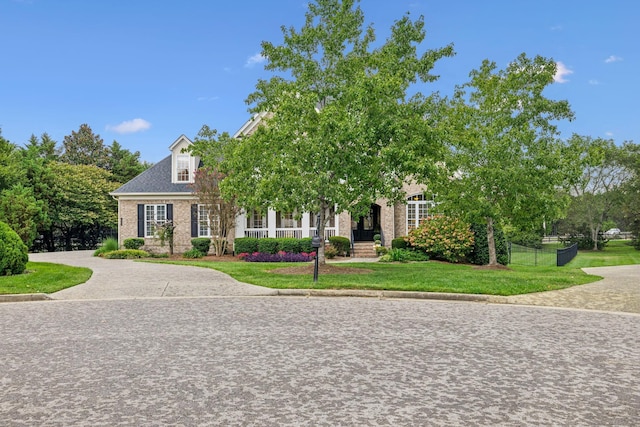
[1,0,638,163]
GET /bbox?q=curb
[0,293,52,303]
[275,289,509,303]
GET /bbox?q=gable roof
[111,155,192,195]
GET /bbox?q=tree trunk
[486,216,497,266]
[316,205,327,265]
[592,226,600,251]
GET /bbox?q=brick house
[110,116,436,256]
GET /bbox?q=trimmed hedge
[235,237,320,255]
[469,223,509,265]
[103,249,149,259]
[392,237,408,249]
[257,238,279,254]
[234,238,260,254]
[0,221,29,276]
[123,238,145,250]
[328,235,350,256]
[191,238,211,255]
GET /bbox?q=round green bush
[391,237,408,249]
[123,238,145,250]
[406,215,474,263]
[0,221,29,276]
[328,235,350,256]
[191,238,211,254]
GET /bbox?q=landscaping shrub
[299,237,314,254]
[0,221,29,276]
[392,237,408,249]
[183,249,204,259]
[379,248,429,263]
[234,238,259,254]
[562,234,608,250]
[375,246,388,256]
[103,249,149,259]
[93,237,119,257]
[325,246,338,259]
[123,238,145,250]
[328,235,350,256]
[469,223,509,266]
[406,215,474,263]
[277,238,301,253]
[257,238,279,254]
[238,251,315,262]
[191,238,211,255]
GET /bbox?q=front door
[352,204,380,241]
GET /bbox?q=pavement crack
[161,282,170,297]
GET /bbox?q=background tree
[190,126,239,256]
[217,0,453,263]
[48,162,119,250]
[429,54,576,265]
[24,133,60,161]
[0,131,22,191]
[558,135,631,249]
[60,124,109,168]
[618,141,640,248]
[0,184,48,247]
[107,140,150,184]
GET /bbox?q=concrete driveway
[29,251,276,300]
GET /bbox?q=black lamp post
[311,213,322,282]
[311,235,321,282]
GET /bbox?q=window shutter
[137,204,145,237]
[166,204,173,221]
[191,204,198,237]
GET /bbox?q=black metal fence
[508,242,579,267]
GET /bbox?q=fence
[508,242,579,267]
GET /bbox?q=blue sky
[1,0,637,163]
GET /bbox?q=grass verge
[0,262,92,295]
[567,240,640,268]
[149,260,600,296]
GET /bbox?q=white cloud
[245,53,265,68]
[550,25,563,31]
[588,79,600,85]
[605,131,614,137]
[605,55,623,63]
[553,61,573,83]
[106,118,151,134]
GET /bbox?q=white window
[198,205,220,237]
[276,211,301,228]
[145,204,166,237]
[406,194,434,233]
[246,210,267,229]
[176,154,190,182]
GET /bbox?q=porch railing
[276,228,303,239]
[244,229,268,239]
[310,227,336,241]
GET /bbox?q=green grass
[567,240,640,268]
[0,262,92,295]
[148,259,600,296]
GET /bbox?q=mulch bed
[270,264,373,275]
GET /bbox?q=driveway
[26,251,640,313]
[29,251,276,300]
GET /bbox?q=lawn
[566,240,640,268]
[0,262,92,295]
[151,259,599,296]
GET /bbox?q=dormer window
[176,154,190,182]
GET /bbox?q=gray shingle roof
[111,155,192,194]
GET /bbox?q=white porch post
[267,209,277,238]
[302,212,310,237]
[235,212,247,238]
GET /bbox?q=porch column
[302,212,310,237]
[267,209,277,238]
[235,212,247,238]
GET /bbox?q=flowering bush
[238,251,316,262]
[405,215,474,263]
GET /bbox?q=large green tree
[429,54,576,265]
[60,124,109,168]
[560,135,631,249]
[107,140,149,184]
[215,0,453,262]
[48,162,119,250]
[0,184,48,247]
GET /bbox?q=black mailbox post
[311,235,322,282]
